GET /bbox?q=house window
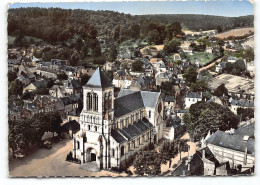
[121,146,125,157]
[149,110,151,118]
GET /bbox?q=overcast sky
[9,0,254,17]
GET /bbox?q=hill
[139,14,254,32]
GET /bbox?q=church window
[121,146,125,157]
[88,125,90,130]
[94,126,97,132]
[149,110,151,118]
[138,138,140,145]
[104,93,108,110]
[93,117,96,124]
[87,93,92,110]
[93,93,98,111]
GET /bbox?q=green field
[186,52,218,65]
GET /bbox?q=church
[72,67,164,170]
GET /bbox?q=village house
[104,61,117,71]
[63,78,82,95]
[130,74,153,91]
[164,95,176,111]
[72,68,164,170]
[49,85,65,98]
[23,79,49,93]
[173,53,181,61]
[205,123,255,173]
[185,92,202,109]
[36,67,58,79]
[230,99,254,115]
[112,69,133,89]
[227,56,237,63]
[51,59,68,70]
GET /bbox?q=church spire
[84,67,113,89]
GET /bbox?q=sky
[9,0,254,17]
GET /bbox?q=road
[198,56,223,73]
[9,139,127,177]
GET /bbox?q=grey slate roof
[84,67,112,89]
[234,123,255,137]
[165,95,175,102]
[111,118,153,143]
[206,130,255,155]
[118,89,160,108]
[186,92,202,99]
[114,91,144,118]
[231,99,254,107]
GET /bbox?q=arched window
[149,110,151,118]
[88,125,90,130]
[121,146,125,157]
[93,117,96,124]
[93,93,98,111]
[94,126,97,132]
[87,93,92,110]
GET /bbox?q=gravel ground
[9,139,127,177]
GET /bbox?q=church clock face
[158,102,162,113]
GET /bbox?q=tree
[103,70,113,83]
[159,141,177,167]
[131,60,144,72]
[8,79,23,96]
[8,71,17,82]
[160,81,175,95]
[49,112,62,137]
[57,72,68,81]
[163,38,181,54]
[80,74,90,86]
[237,108,254,121]
[133,150,162,176]
[183,101,239,141]
[213,84,228,97]
[183,67,198,84]
[176,140,189,161]
[107,45,117,62]
[190,80,208,92]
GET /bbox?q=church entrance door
[91,153,96,161]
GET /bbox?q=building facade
[73,68,164,170]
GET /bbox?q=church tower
[74,67,114,169]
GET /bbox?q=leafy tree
[103,70,113,83]
[176,140,189,161]
[107,45,117,62]
[49,112,62,137]
[190,80,208,92]
[8,79,23,96]
[133,150,162,176]
[57,72,68,81]
[184,101,239,141]
[131,60,144,72]
[80,74,90,86]
[183,67,198,84]
[163,38,181,54]
[237,108,254,121]
[159,141,177,167]
[8,71,17,82]
[160,81,175,95]
[213,84,228,97]
[8,119,29,157]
